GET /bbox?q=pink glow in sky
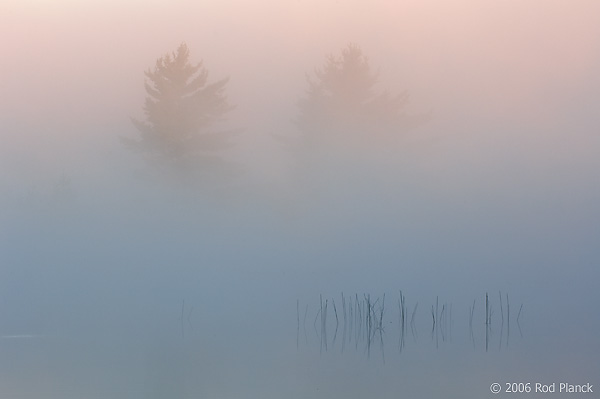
[1,0,599,183]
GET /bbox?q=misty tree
[288,44,425,152]
[124,43,237,176]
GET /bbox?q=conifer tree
[124,43,236,174]
[292,44,424,151]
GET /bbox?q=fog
[1,1,599,398]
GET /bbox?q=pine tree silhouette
[124,43,237,175]
[290,44,425,151]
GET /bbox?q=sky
[0,0,598,291]
[1,0,598,315]
[1,0,599,183]
[1,1,599,276]
[0,0,600,266]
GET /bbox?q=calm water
[1,161,598,399]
